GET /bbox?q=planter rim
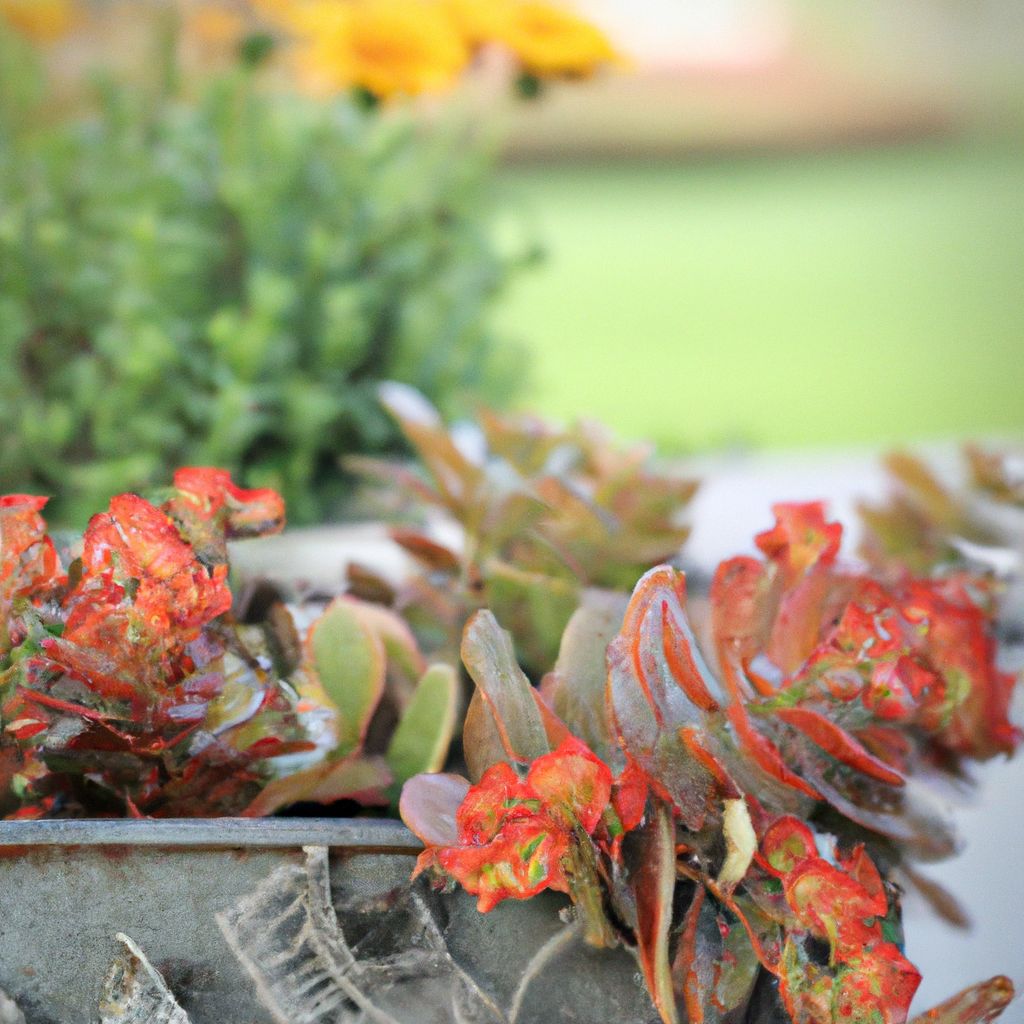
[0,817,422,851]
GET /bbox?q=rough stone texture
[0,823,661,1024]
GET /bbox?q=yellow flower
[287,0,470,100]
[441,0,512,47]
[493,1,615,79]
[0,0,74,42]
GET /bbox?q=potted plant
[0,397,1019,1023]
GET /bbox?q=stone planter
[0,819,675,1024]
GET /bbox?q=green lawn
[496,140,1024,452]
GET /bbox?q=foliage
[350,383,698,670]
[0,469,458,817]
[860,446,1024,577]
[402,501,1020,1024]
[0,18,525,526]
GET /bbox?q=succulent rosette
[402,500,1020,1024]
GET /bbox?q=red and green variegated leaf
[760,816,817,876]
[631,800,679,1024]
[779,938,836,1024]
[834,942,921,1024]
[413,761,577,913]
[434,816,572,913]
[305,598,387,758]
[835,844,887,918]
[0,495,63,650]
[903,577,1021,760]
[755,502,842,583]
[461,610,549,767]
[784,858,886,955]
[909,976,1015,1024]
[83,494,200,587]
[755,503,844,674]
[526,737,613,835]
[167,467,285,547]
[455,762,539,845]
[400,772,471,847]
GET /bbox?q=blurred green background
[498,138,1024,451]
[492,0,1024,452]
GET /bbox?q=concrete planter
[0,819,675,1024]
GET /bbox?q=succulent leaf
[461,610,550,766]
[632,800,679,1024]
[386,663,459,799]
[305,598,387,758]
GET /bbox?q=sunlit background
[497,0,1024,450]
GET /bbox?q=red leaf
[755,502,842,580]
[774,706,905,787]
[760,816,817,877]
[170,467,285,539]
[528,737,613,834]
[632,800,680,1024]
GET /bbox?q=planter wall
[0,820,666,1024]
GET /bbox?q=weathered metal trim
[0,817,422,851]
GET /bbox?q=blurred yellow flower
[492,1,615,79]
[287,0,470,100]
[0,0,74,42]
[441,0,511,47]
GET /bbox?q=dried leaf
[99,933,191,1024]
[718,797,756,890]
[909,976,1015,1024]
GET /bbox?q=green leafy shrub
[0,29,523,526]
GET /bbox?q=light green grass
[496,140,1024,451]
